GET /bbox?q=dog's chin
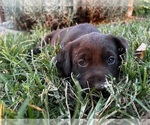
[81,87,110,99]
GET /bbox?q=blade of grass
[134,98,150,112]
[16,97,30,118]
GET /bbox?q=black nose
[86,75,106,89]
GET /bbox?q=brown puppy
[32,23,128,91]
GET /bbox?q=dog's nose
[86,79,110,98]
[93,83,107,90]
[86,75,106,90]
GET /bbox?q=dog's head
[56,32,128,90]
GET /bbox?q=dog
[32,23,128,91]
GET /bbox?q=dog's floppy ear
[111,35,129,55]
[31,32,56,55]
[56,42,73,76]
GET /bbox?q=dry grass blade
[28,104,44,112]
[0,103,3,119]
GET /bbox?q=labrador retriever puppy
[32,23,128,91]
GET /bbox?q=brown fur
[33,23,128,90]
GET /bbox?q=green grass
[0,18,150,120]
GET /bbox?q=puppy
[32,23,128,91]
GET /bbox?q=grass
[0,18,150,121]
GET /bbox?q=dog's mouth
[81,75,111,89]
[77,77,112,98]
[75,71,115,98]
[91,78,112,90]
[81,82,111,98]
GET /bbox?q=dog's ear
[31,31,57,55]
[42,31,56,46]
[56,42,73,76]
[111,35,129,55]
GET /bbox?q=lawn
[0,17,150,122]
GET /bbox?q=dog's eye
[77,59,88,67]
[107,56,115,65]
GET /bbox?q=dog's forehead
[77,34,116,51]
[72,39,117,58]
[91,33,115,46]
